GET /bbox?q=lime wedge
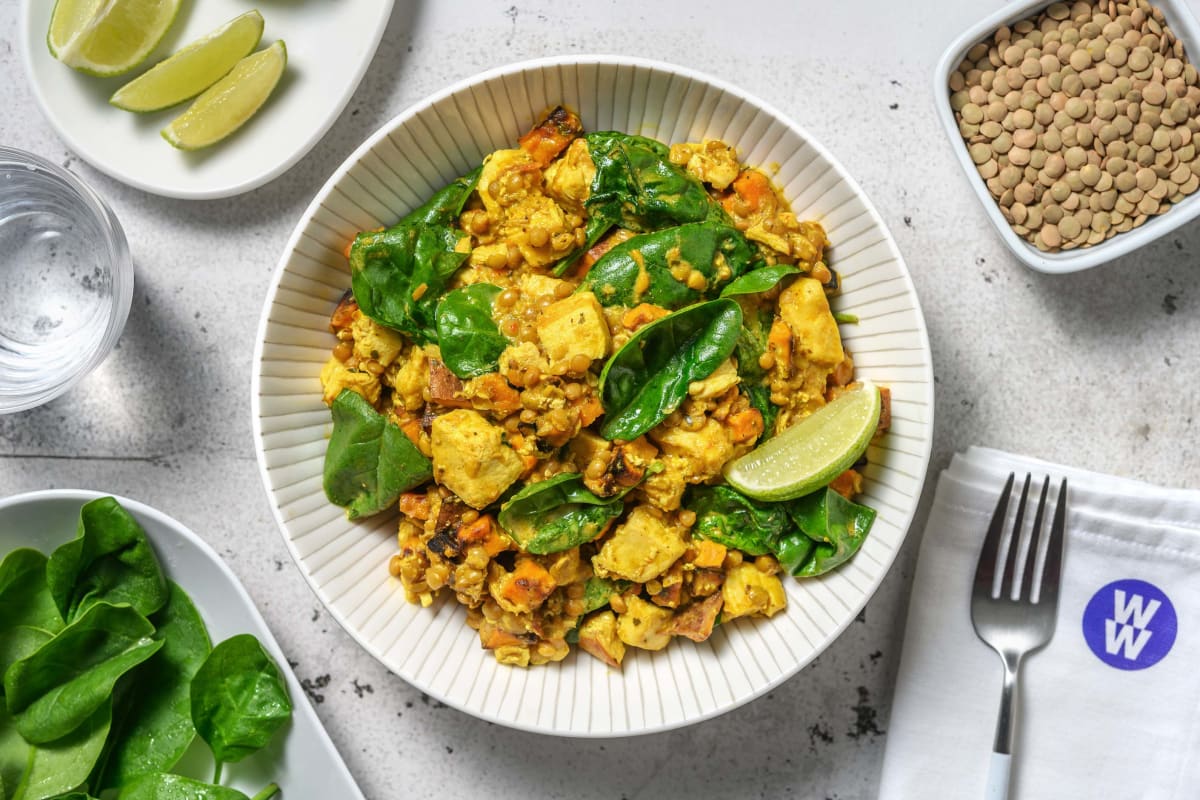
[48,0,181,77]
[723,381,882,501]
[161,41,287,151]
[111,11,265,113]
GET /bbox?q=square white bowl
[933,0,1200,273]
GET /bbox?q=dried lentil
[949,0,1200,252]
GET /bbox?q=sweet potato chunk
[669,591,724,642]
[519,106,584,167]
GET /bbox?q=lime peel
[722,380,882,502]
[49,0,182,77]
[111,11,265,113]
[162,40,287,151]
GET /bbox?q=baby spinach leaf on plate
[119,773,253,800]
[775,488,877,577]
[350,168,480,345]
[579,222,756,308]
[435,284,506,379]
[190,634,292,771]
[498,473,624,555]
[598,298,742,441]
[685,485,792,556]
[719,264,801,298]
[324,389,433,519]
[95,582,212,791]
[5,603,162,745]
[0,551,64,691]
[0,699,111,800]
[45,496,168,624]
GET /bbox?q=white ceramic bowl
[934,0,1200,274]
[0,489,364,798]
[252,55,935,736]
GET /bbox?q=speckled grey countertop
[2,1,1199,798]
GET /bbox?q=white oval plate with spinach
[0,489,365,799]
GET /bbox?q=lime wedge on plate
[111,11,265,113]
[723,380,882,501]
[48,0,181,77]
[162,41,287,151]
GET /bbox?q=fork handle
[985,752,1012,800]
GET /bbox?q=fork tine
[1019,477,1050,601]
[1000,474,1032,599]
[1038,479,1068,607]
[973,473,1014,595]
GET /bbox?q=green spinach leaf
[118,773,252,800]
[5,603,162,745]
[685,485,792,557]
[324,389,433,519]
[580,576,630,615]
[497,473,623,555]
[553,132,721,274]
[0,551,64,691]
[598,298,742,441]
[719,264,801,297]
[435,283,506,379]
[732,305,779,443]
[0,699,111,800]
[45,497,168,624]
[776,488,877,577]
[95,582,212,791]
[190,634,292,774]
[349,168,480,345]
[579,222,756,308]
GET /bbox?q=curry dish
[318,107,886,668]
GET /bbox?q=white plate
[252,56,936,737]
[19,0,394,199]
[0,489,365,799]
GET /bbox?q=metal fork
[970,473,1068,800]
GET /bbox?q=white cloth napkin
[879,447,1200,800]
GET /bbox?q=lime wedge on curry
[111,11,265,112]
[162,41,286,151]
[723,380,881,501]
[48,0,181,77]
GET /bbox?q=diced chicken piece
[489,557,557,615]
[687,358,740,400]
[391,345,429,412]
[543,138,596,213]
[536,291,610,375]
[319,358,381,406]
[478,149,540,218]
[638,454,689,511]
[503,194,572,268]
[519,106,584,167]
[349,315,406,368]
[518,272,571,300]
[668,140,742,191]
[567,429,612,471]
[669,591,724,642]
[577,610,626,668]
[430,409,524,509]
[778,277,844,367]
[616,595,674,651]
[648,418,735,484]
[721,563,787,621]
[498,341,549,378]
[592,506,687,584]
